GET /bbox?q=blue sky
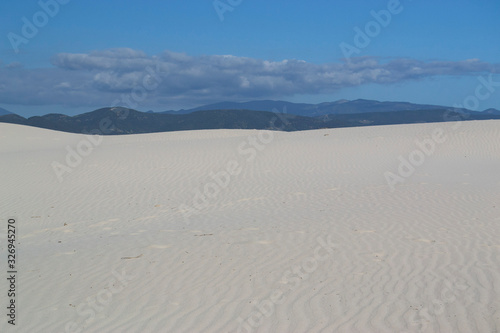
[0,0,499,117]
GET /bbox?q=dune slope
[0,120,499,332]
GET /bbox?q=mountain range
[161,99,500,116]
[0,99,499,135]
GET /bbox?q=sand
[0,120,499,332]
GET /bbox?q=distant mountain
[313,99,451,115]
[323,109,500,127]
[162,100,318,116]
[0,107,344,134]
[1,106,499,135]
[160,99,469,116]
[481,108,500,115]
[0,107,13,116]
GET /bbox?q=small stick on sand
[121,254,143,260]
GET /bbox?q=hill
[1,106,499,135]
[160,99,470,116]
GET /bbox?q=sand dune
[1,120,499,332]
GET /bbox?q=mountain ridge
[2,104,499,135]
[159,99,487,116]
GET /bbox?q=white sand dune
[1,120,499,332]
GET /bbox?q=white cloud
[0,48,499,109]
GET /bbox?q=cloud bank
[1,48,499,109]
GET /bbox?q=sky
[0,0,499,117]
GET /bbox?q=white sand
[0,120,499,332]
